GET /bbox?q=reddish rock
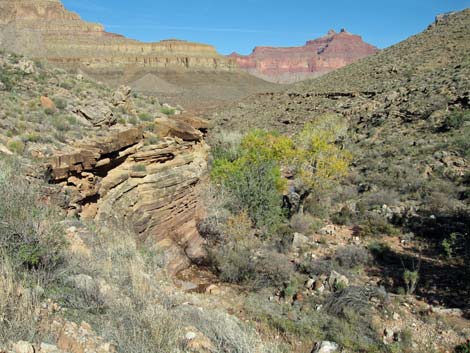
[40,96,56,110]
[230,29,378,83]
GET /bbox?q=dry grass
[0,255,41,343]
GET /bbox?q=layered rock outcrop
[0,0,235,72]
[46,118,210,273]
[230,29,378,83]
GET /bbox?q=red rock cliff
[230,29,378,83]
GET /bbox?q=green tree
[211,114,351,230]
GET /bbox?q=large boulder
[111,85,131,106]
[154,116,204,141]
[75,100,116,127]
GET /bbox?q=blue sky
[62,0,470,55]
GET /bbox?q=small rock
[0,81,5,91]
[292,232,309,249]
[39,343,60,353]
[0,143,13,155]
[185,332,197,340]
[392,312,400,320]
[12,341,34,353]
[305,278,315,289]
[384,328,395,343]
[311,341,338,353]
[328,271,349,290]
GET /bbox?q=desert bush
[101,304,184,353]
[212,155,285,230]
[52,97,67,110]
[334,246,372,269]
[368,241,392,260]
[322,309,386,353]
[300,258,336,277]
[331,205,357,225]
[51,116,70,132]
[0,158,66,272]
[214,242,257,283]
[358,214,399,237]
[160,106,175,115]
[7,139,25,154]
[253,251,294,288]
[290,212,320,234]
[442,109,470,130]
[208,130,243,161]
[138,112,153,122]
[177,306,281,353]
[454,126,470,158]
[0,255,42,342]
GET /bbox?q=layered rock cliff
[0,0,235,71]
[230,29,378,83]
[46,118,210,274]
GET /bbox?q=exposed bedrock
[46,117,211,274]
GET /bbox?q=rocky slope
[230,29,378,83]
[0,51,212,274]
[0,0,278,109]
[209,9,470,301]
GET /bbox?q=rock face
[0,0,235,72]
[46,118,210,274]
[230,29,378,83]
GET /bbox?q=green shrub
[138,112,153,122]
[51,116,70,132]
[7,139,25,154]
[334,246,372,269]
[442,109,470,130]
[213,157,285,230]
[358,215,399,237]
[160,106,176,115]
[23,133,40,143]
[44,107,56,116]
[53,97,68,110]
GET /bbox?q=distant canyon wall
[0,0,236,72]
[230,29,379,83]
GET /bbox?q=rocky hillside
[210,9,470,215]
[0,50,213,274]
[0,0,278,109]
[230,29,378,83]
